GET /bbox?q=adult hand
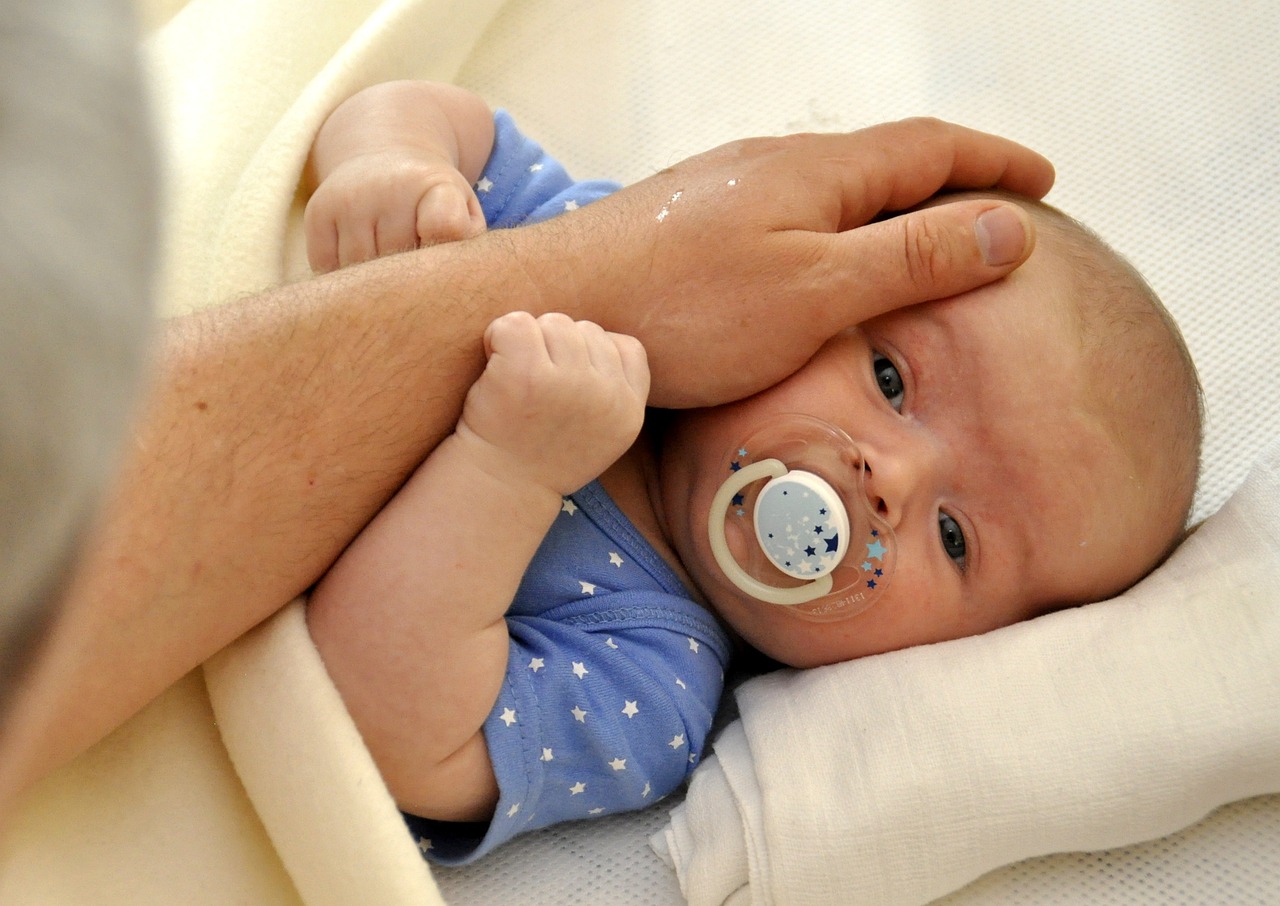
[509,117,1053,407]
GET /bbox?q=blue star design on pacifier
[754,475,847,580]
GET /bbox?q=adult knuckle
[900,211,953,290]
[897,114,948,131]
[886,116,951,146]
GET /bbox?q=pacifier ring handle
[708,458,834,606]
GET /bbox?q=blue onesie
[404,113,733,865]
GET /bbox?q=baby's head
[656,194,1202,667]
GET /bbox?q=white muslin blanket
[655,440,1280,906]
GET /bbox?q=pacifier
[707,415,896,621]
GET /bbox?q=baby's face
[658,241,1159,667]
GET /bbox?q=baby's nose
[859,448,921,531]
[863,461,893,523]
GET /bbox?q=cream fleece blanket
[0,2,507,904]
[2,2,1279,905]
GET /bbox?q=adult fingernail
[976,205,1027,266]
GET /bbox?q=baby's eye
[873,354,904,411]
[938,512,967,570]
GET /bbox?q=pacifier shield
[708,414,896,621]
[754,471,849,580]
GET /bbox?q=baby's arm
[304,80,496,272]
[307,311,649,823]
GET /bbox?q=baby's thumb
[612,332,651,403]
[417,184,481,246]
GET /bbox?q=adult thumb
[823,199,1036,325]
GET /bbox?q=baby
[304,81,1202,863]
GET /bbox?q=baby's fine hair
[1030,201,1204,573]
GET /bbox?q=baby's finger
[577,319,623,374]
[466,190,488,237]
[307,221,339,273]
[611,333,651,402]
[337,220,378,269]
[303,201,340,273]
[417,184,482,246]
[375,205,421,258]
[537,312,592,367]
[483,311,548,364]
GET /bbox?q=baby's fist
[459,312,651,495]
[305,151,487,272]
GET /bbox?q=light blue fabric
[473,109,620,229]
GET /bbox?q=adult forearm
[6,238,532,787]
